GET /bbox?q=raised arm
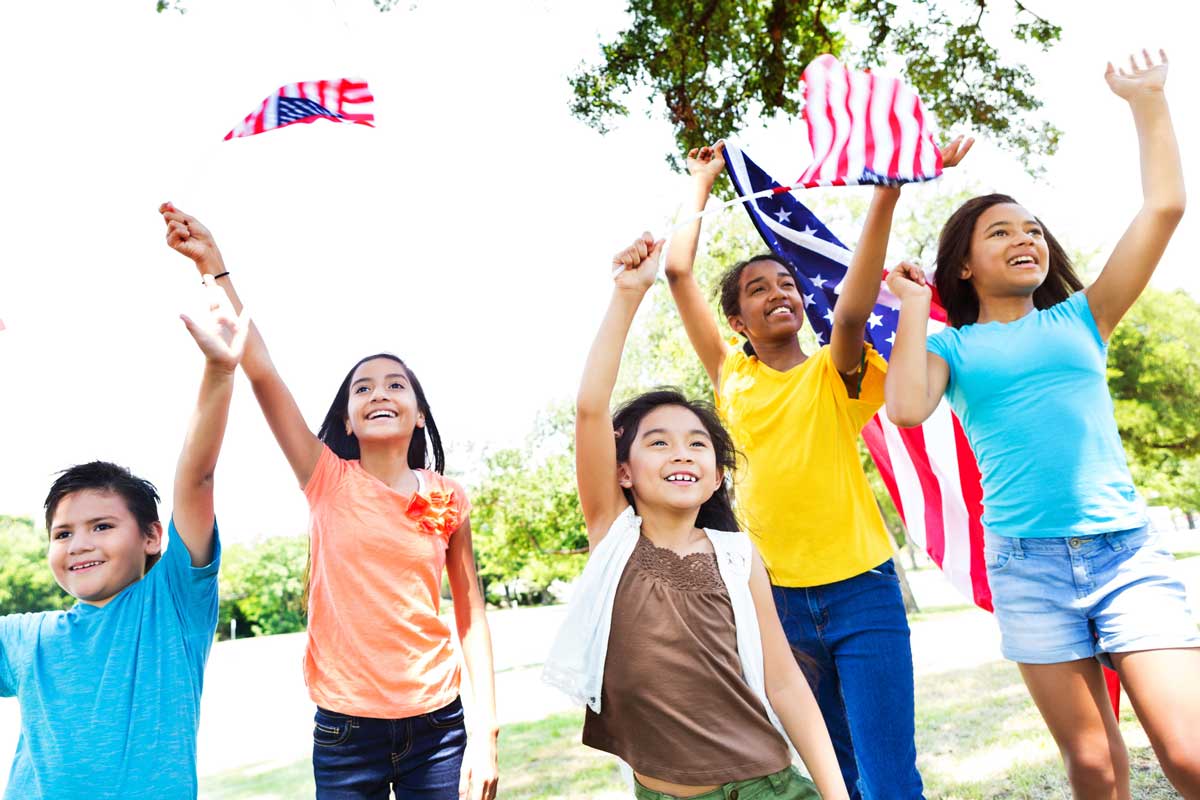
[831,137,973,376]
[172,278,249,566]
[664,142,731,387]
[577,233,662,546]
[160,203,322,486]
[1085,50,1185,341]
[883,264,949,427]
[749,550,849,800]
[446,516,499,800]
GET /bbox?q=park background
[1,0,1198,797]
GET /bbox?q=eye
[94,523,112,533]
[689,440,709,449]
[389,381,406,390]
[990,229,1008,238]
[750,286,764,294]
[1028,227,1044,237]
[649,439,668,447]
[354,385,369,394]
[53,530,71,540]
[781,280,795,289]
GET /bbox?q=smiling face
[48,490,161,607]
[617,404,723,515]
[962,203,1051,299]
[728,259,804,345]
[344,357,424,446]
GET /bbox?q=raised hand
[1105,49,1169,101]
[885,261,931,302]
[940,134,975,169]
[159,202,222,273]
[686,141,726,185]
[181,276,250,372]
[612,232,664,294]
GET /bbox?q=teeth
[1008,256,1035,266]
[769,306,792,316]
[666,475,697,483]
[368,411,396,420]
[70,561,102,571]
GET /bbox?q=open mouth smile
[68,560,104,572]
[665,473,698,483]
[366,410,397,420]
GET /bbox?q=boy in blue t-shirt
[0,276,249,799]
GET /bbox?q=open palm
[1105,49,1168,100]
[182,278,249,370]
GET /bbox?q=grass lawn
[202,655,1181,799]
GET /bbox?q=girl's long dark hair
[935,194,1083,328]
[316,353,445,474]
[612,388,740,531]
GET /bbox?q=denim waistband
[984,524,1150,555]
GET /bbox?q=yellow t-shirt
[716,342,892,587]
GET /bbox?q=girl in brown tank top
[565,233,850,799]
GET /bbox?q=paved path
[0,546,1195,793]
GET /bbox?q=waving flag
[722,142,989,609]
[724,143,1123,712]
[224,78,375,140]
[796,55,942,188]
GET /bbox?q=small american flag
[724,142,988,609]
[796,55,942,188]
[224,78,375,140]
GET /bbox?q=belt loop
[767,767,788,794]
[1011,536,1025,558]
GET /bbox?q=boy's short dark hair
[44,462,163,570]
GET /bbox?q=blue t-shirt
[927,292,1144,538]
[0,520,220,799]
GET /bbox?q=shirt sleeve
[303,444,349,507]
[157,518,221,637]
[813,345,887,430]
[0,613,36,697]
[1063,291,1106,351]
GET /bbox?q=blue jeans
[312,697,467,799]
[772,560,924,800]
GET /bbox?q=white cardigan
[541,505,795,757]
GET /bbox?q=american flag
[723,142,990,610]
[224,78,375,140]
[796,55,942,189]
[725,143,1125,712]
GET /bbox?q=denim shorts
[984,525,1200,665]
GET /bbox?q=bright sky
[0,0,1194,543]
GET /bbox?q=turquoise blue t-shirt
[927,292,1144,538]
[0,520,220,799]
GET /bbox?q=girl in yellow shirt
[664,139,970,800]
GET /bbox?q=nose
[68,532,94,555]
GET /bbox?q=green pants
[633,766,821,800]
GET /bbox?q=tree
[1107,287,1200,512]
[218,535,308,639]
[570,0,1062,169]
[0,516,74,615]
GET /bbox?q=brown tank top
[582,535,791,784]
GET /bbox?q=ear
[344,415,352,436]
[617,463,634,489]
[416,413,426,429]
[958,262,972,280]
[727,314,746,336]
[714,468,725,493]
[143,521,164,556]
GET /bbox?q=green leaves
[0,517,73,615]
[570,0,1064,170]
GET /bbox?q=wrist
[195,252,226,276]
[203,360,238,378]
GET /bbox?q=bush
[0,516,73,615]
[218,535,308,640]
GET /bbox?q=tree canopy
[570,0,1062,169]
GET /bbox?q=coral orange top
[303,445,470,717]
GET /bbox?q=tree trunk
[877,499,920,614]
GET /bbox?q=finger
[1104,61,1115,78]
[640,230,655,249]
[1129,53,1139,73]
[1159,48,1168,65]
[634,238,649,260]
[687,148,699,159]
[713,139,725,154]
[648,238,666,259]
[1143,48,1154,69]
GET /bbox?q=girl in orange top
[159,204,499,800]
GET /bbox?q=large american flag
[723,143,990,610]
[797,55,942,189]
[224,78,375,140]
[725,143,1125,711]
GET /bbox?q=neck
[748,334,807,371]
[358,439,417,490]
[636,503,704,550]
[975,292,1036,324]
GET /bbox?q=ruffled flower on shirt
[404,486,460,538]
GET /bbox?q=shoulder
[303,443,353,501]
[926,324,963,360]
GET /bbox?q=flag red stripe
[951,416,992,611]
[896,424,948,567]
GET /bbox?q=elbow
[832,310,868,333]
[885,403,923,429]
[1149,194,1186,225]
